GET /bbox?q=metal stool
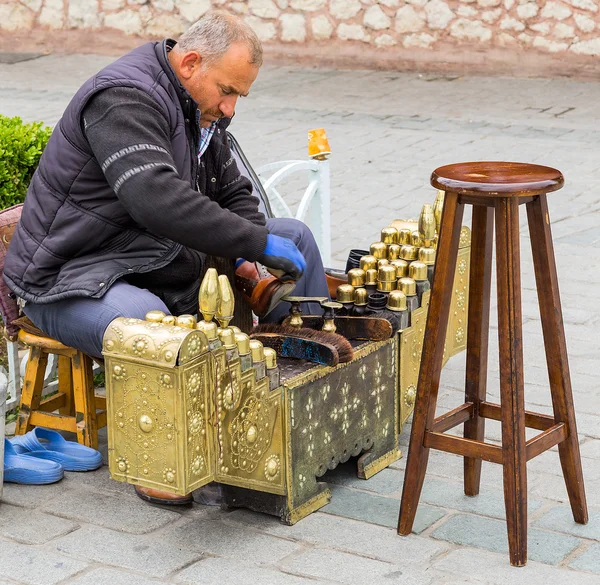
[397,162,588,566]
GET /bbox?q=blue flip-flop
[10,428,103,472]
[3,438,64,484]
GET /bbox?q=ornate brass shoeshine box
[104,318,400,523]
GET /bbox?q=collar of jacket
[159,39,232,133]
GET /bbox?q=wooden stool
[397,162,588,566]
[15,330,106,449]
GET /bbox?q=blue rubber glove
[259,234,307,282]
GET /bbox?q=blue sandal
[10,428,103,472]
[3,438,64,484]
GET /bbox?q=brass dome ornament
[162,315,176,326]
[398,277,417,297]
[390,259,409,278]
[397,228,413,245]
[409,261,428,282]
[196,320,218,340]
[387,290,407,312]
[336,284,355,303]
[400,245,418,261]
[199,268,220,322]
[176,314,197,329]
[418,247,436,265]
[378,265,397,282]
[354,287,368,306]
[365,269,378,286]
[145,310,166,323]
[388,244,401,261]
[139,414,153,433]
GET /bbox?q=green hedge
[0,114,52,209]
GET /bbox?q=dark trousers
[24,218,328,359]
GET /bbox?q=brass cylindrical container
[387,290,407,312]
[196,320,218,344]
[419,204,436,244]
[264,347,280,390]
[390,219,418,234]
[218,327,237,349]
[145,310,166,323]
[235,332,250,355]
[411,231,423,247]
[397,228,412,245]
[176,314,197,329]
[230,325,241,335]
[378,259,389,268]
[354,287,368,306]
[264,347,277,368]
[380,227,398,245]
[249,339,266,380]
[370,242,387,260]
[378,264,397,282]
[387,243,401,261]
[162,315,176,326]
[365,269,378,285]
[377,280,396,293]
[398,277,417,297]
[249,339,265,362]
[336,284,355,303]
[348,268,366,287]
[433,190,444,233]
[359,255,378,271]
[400,244,419,261]
[418,247,436,265]
[390,259,409,278]
[235,332,252,371]
[409,261,428,282]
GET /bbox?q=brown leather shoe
[235,261,296,318]
[134,485,193,506]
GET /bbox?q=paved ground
[2,52,600,584]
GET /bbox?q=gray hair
[177,10,263,68]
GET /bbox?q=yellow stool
[15,330,106,449]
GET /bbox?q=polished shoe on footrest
[235,261,296,318]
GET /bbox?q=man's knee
[267,217,317,249]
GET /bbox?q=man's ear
[179,51,202,79]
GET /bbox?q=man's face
[178,42,259,127]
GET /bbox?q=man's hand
[258,234,306,282]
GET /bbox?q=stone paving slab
[176,557,325,585]
[164,516,305,566]
[534,505,600,541]
[0,503,78,544]
[223,509,450,566]
[0,538,88,585]
[40,487,181,535]
[52,524,202,578]
[434,548,600,585]
[279,548,434,585]
[432,513,582,566]
[568,543,600,573]
[65,568,169,585]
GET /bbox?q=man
[4,11,329,503]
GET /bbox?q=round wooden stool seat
[431,162,564,197]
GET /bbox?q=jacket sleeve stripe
[113,162,177,193]
[101,143,170,172]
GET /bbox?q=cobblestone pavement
[2,53,600,584]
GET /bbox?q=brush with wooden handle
[250,323,353,367]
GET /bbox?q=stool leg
[71,352,98,449]
[398,191,465,535]
[495,197,527,566]
[526,195,588,525]
[57,355,75,416]
[464,206,494,496]
[16,346,49,435]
